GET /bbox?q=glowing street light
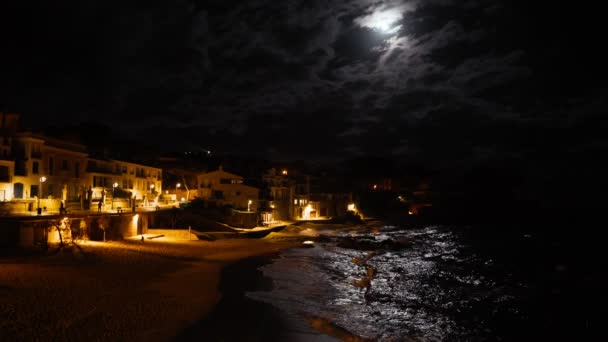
[112,182,118,209]
[176,182,181,192]
[37,176,47,214]
[247,199,252,212]
[281,169,288,176]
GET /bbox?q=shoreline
[175,254,289,341]
[175,251,341,342]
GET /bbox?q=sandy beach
[0,232,307,341]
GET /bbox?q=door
[13,183,24,199]
[30,185,39,198]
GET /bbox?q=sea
[248,221,603,341]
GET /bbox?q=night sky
[1,1,606,165]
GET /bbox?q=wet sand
[176,255,289,341]
[176,254,340,342]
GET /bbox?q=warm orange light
[303,204,313,219]
[347,203,356,211]
[373,184,378,190]
[281,169,288,175]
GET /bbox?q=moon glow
[356,8,402,34]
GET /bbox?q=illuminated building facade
[196,166,259,210]
[0,112,18,201]
[263,167,354,221]
[86,158,162,201]
[0,113,162,211]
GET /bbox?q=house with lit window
[85,158,162,203]
[0,112,18,201]
[10,133,88,204]
[262,168,294,221]
[0,113,163,214]
[262,167,355,221]
[196,166,259,210]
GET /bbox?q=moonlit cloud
[355,6,404,34]
[1,0,601,162]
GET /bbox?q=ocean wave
[250,224,524,341]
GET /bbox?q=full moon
[356,8,402,34]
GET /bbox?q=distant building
[263,168,294,221]
[263,167,354,221]
[196,166,259,210]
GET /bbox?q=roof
[198,168,243,180]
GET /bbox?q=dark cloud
[1,0,605,163]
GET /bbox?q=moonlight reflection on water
[248,223,563,341]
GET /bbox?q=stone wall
[0,212,153,248]
[223,210,258,228]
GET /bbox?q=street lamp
[248,199,252,212]
[38,176,46,214]
[112,182,118,209]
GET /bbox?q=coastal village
[0,112,385,341]
[0,112,437,341]
[0,112,361,248]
